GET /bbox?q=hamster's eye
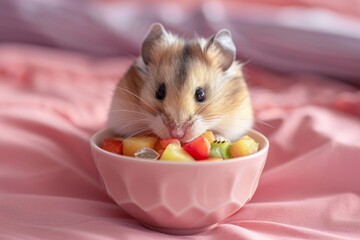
[195,87,206,102]
[155,83,166,101]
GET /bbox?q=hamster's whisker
[109,122,149,131]
[201,106,251,119]
[254,119,275,129]
[109,109,152,117]
[107,117,151,124]
[160,125,168,137]
[207,125,222,133]
[108,119,151,132]
[239,58,253,68]
[112,93,157,115]
[122,128,152,142]
[116,87,157,113]
[201,116,253,124]
[204,115,251,120]
[157,128,166,139]
[202,117,274,129]
[200,99,253,117]
[113,97,143,109]
[117,87,155,110]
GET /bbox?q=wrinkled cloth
[1,0,360,84]
[0,44,359,239]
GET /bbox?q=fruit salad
[101,131,260,162]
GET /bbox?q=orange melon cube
[123,136,158,157]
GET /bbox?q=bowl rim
[90,127,269,166]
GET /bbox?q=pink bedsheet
[1,44,360,239]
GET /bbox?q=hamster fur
[107,23,253,143]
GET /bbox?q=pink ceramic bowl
[90,128,269,235]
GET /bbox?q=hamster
[107,23,253,143]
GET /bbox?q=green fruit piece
[210,140,231,159]
[209,146,223,159]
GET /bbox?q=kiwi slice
[210,140,231,159]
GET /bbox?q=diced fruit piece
[102,138,123,154]
[154,139,181,152]
[159,139,181,149]
[209,146,223,159]
[201,131,215,143]
[230,135,259,157]
[210,140,231,159]
[102,132,261,162]
[157,149,164,157]
[123,136,158,157]
[183,136,210,160]
[134,147,159,160]
[153,139,163,152]
[159,144,195,162]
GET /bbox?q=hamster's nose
[169,125,187,139]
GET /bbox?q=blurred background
[1,0,360,85]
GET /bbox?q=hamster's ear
[206,29,236,71]
[142,23,167,65]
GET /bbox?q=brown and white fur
[107,23,253,143]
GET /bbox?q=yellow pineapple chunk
[159,144,195,162]
[201,130,216,143]
[230,135,259,157]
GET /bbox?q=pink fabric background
[1,0,360,84]
[1,44,359,239]
[1,0,360,239]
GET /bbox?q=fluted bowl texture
[90,128,269,235]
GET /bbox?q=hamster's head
[108,23,253,142]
